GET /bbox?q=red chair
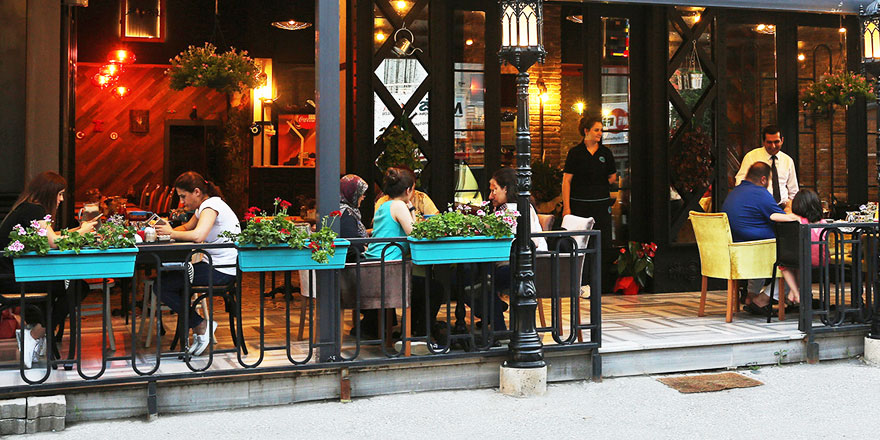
[154,187,169,215]
[160,188,175,215]
[138,183,151,208]
[147,185,163,213]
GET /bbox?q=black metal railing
[797,222,880,361]
[0,230,601,391]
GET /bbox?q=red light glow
[108,49,136,65]
[111,86,130,98]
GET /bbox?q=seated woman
[779,189,827,305]
[364,167,443,337]
[154,172,240,356]
[459,167,548,333]
[339,174,369,262]
[0,171,96,368]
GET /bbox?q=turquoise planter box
[408,236,514,265]
[13,248,139,282]
[237,239,350,272]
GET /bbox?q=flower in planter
[410,202,518,240]
[221,198,341,264]
[4,215,136,257]
[614,241,658,293]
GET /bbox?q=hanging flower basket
[166,43,265,96]
[801,70,876,117]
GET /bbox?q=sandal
[743,302,771,316]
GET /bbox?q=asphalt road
[30,359,880,439]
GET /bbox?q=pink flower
[477,210,485,216]
[495,211,503,217]
[8,241,24,252]
[37,228,47,237]
[29,220,40,229]
[43,215,52,222]
[13,224,25,235]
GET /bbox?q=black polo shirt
[563,143,617,201]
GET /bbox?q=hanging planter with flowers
[222,198,349,272]
[6,216,138,282]
[166,43,265,97]
[801,70,876,117]
[407,203,517,265]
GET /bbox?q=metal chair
[338,260,412,355]
[169,276,247,355]
[766,221,800,322]
[81,278,116,352]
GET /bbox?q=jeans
[454,264,509,332]
[158,263,235,329]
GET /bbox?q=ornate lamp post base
[499,364,547,397]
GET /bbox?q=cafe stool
[138,278,172,348]
[168,278,248,355]
[81,279,116,352]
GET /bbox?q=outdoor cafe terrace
[0,222,877,421]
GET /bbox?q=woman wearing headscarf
[339,174,369,262]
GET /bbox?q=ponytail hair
[382,167,416,198]
[578,115,604,137]
[173,171,223,199]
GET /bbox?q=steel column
[316,0,342,361]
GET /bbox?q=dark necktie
[770,155,781,203]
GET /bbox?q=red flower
[329,210,342,217]
[330,243,336,248]
[244,213,255,221]
[308,241,319,249]
[247,206,260,214]
[619,248,626,254]
[280,228,289,235]
[279,200,292,209]
[254,218,262,223]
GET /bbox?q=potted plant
[222,198,350,272]
[5,216,138,282]
[407,203,517,266]
[801,70,876,117]
[166,43,265,101]
[375,123,424,176]
[613,241,657,295]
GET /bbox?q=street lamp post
[859,1,880,356]
[498,0,546,375]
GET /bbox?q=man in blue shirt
[722,162,799,313]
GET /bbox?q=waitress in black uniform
[562,116,617,289]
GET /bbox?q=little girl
[780,189,827,304]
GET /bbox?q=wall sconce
[111,86,130,99]
[392,26,422,57]
[573,101,585,115]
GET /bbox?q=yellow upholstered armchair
[689,211,777,322]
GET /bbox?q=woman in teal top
[365,167,416,260]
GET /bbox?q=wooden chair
[689,211,777,323]
[81,278,117,352]
[138,183,151,208]
[338,260,412,355]
[149,185,166,213]
[160,188,175,215]
[154,188,168,216]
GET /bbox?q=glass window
[797,26,848,204]
[453,10,486,204]
[602,17,631,246]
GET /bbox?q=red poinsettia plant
[614,241,658,295]
[222,198,341,263]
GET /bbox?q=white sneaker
[190,321,218,356]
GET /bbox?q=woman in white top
[155,171,240,356]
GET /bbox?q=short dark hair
[792,189,823,223]
[578,116,604,137]
[491,167,517,198]
[745,162,772,184]
[382,167,416,198]
[762,125,781,140]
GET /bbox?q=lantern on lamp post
[860,0,880,345]
[498,0,546,372]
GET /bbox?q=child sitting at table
[780,189,827,305]
[154,171,240,356]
